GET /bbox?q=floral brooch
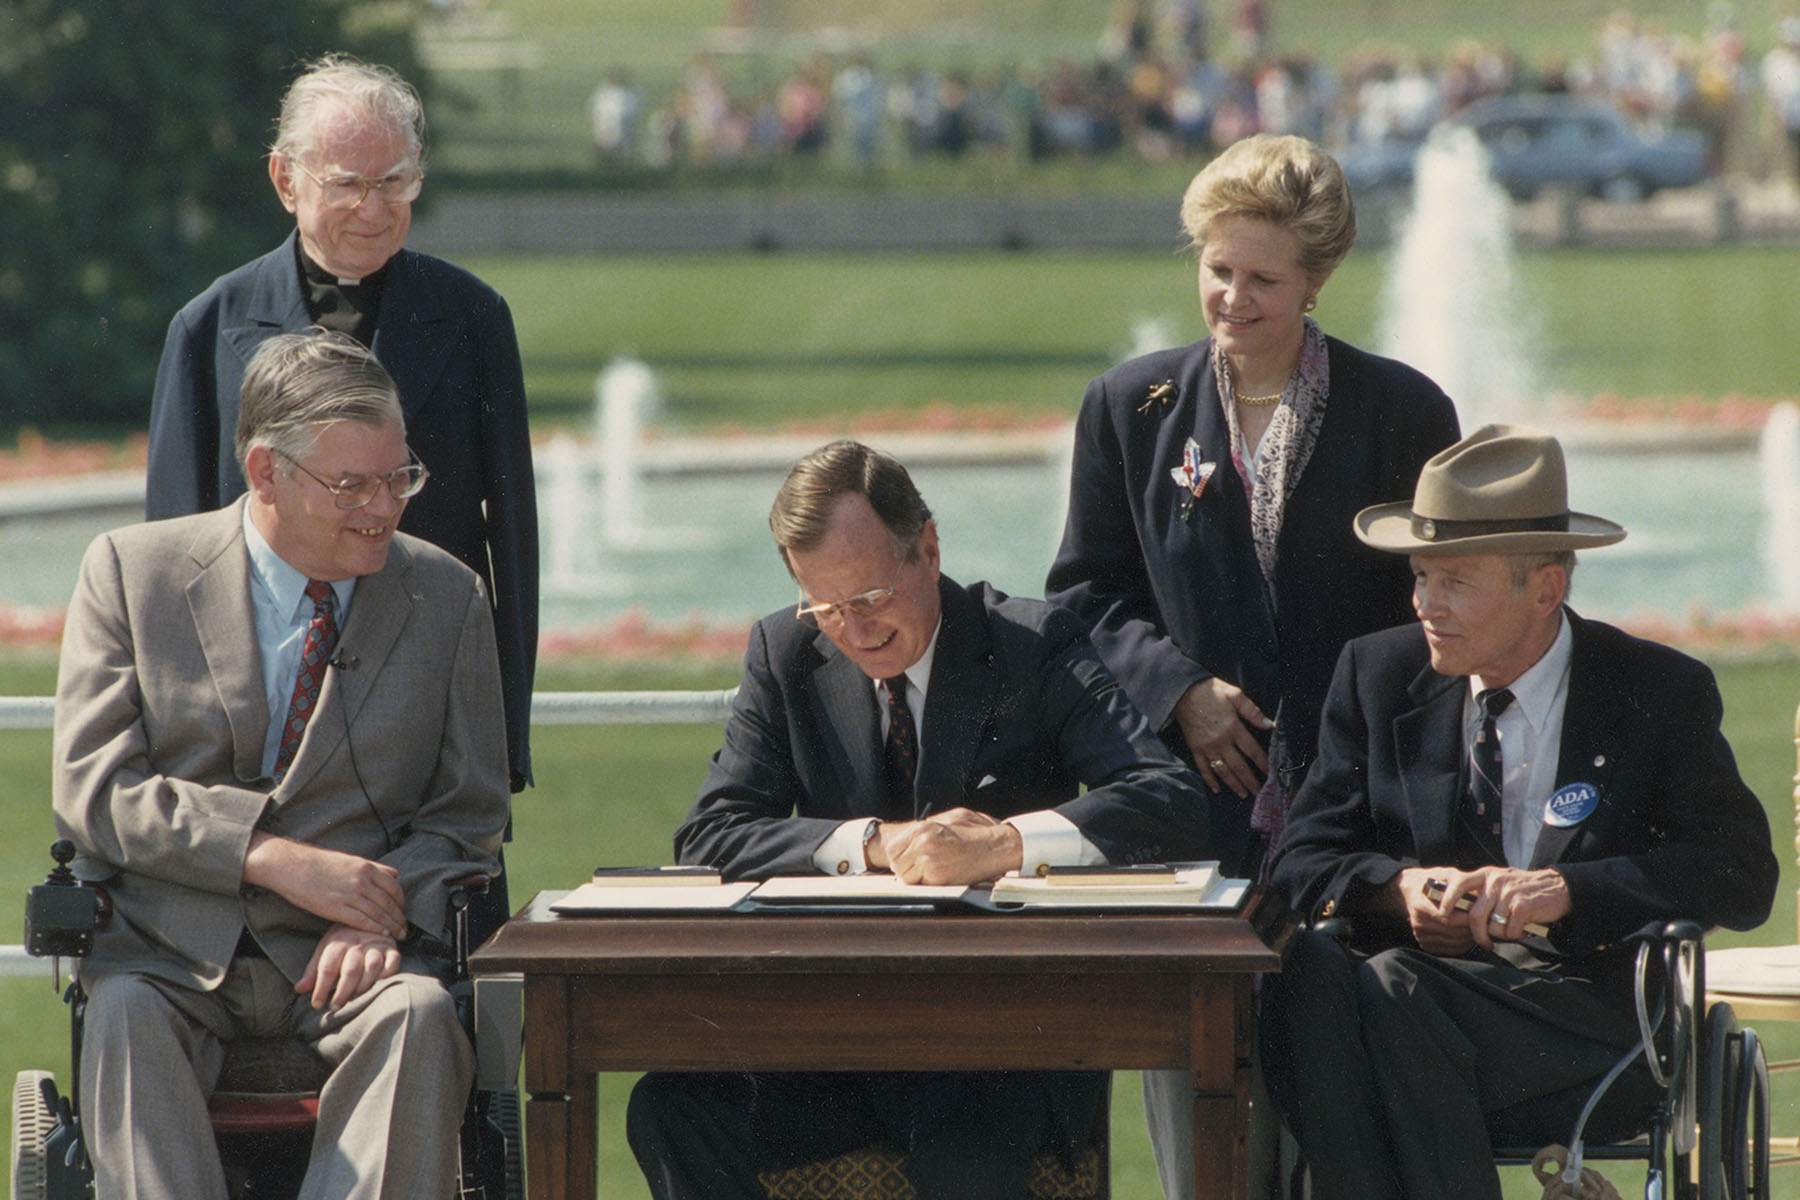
[1170,437,1215,520]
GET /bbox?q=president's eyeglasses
[795,565,904,625]
[277,450,430,509]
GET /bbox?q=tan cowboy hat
[1355,424,1626,555]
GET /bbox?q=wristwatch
[861,818,882,871]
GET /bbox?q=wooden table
[471,890,1285,1200]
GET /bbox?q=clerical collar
[295,240,392,290]
[295,240,389,345]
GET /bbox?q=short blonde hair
[1180,134,1356,282]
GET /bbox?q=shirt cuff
[1005,810,1104,876]
[814,819,878,876]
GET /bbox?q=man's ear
[1534,563,1570,616]
[268,154,299,215]
[918,519,941,576]
[244,444,280,504]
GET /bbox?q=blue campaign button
[1544,782,1600,827]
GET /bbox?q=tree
[0,0,426,430]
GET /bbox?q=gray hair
[236,330,403,475]
[271,53,426,168]
[770,441,933,574]
[1508,550,1577,594]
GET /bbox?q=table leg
[523,975,598,1199]
[1188,975,1253,1200]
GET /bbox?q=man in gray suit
[54,329,510,1199]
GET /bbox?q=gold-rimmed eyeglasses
[288,159,424,210]
[795,565,904,625]
[277,450,429,510]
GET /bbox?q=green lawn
[1,649,1799,1197]
[465,245,1800,429]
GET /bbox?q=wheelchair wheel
[461,1088,523,1200]
[11,1070,57,1200]
[1699,1003,1746,1200]
[489,1089,523,1200]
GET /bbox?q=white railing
[0,689,736,978]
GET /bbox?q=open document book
[986,862,1249,911]
[550,861,1251,915]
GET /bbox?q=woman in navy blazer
[1048,130,1459,1200]
[1047,134,1460,878]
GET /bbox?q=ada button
[1544,782,1600,828]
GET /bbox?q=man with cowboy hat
[1257,425,1777,1200]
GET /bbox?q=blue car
[1337,93,1712,203]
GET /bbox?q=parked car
[1336,93,1712,203]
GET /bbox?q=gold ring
[1208,758,1226,770]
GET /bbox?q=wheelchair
[1297,919,1770,1200]
[10,840,524,1200]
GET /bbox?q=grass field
[462,243,1800,429]
[429,0,1800,178]
[1,649,1798,1198]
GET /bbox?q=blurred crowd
[584,1,1800,181]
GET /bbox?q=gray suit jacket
[52,500,510,991]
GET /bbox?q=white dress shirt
[813,619,1103,876]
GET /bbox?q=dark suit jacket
[52,502,511,991]
[1268,612,1778,972]
[1047,336,1459,790]
[676,576,1212,881]
[145,233,537,788]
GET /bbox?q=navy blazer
[1047,336,1459,788]
[1268,612,1778,968]
[675,576,1212,881]
[145,233,538,788]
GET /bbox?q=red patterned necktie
[881,675,918,819]
[274,580,339,780]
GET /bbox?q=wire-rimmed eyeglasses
[277,450,429,510]
[288,159,424,210]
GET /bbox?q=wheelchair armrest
[1310,916,1354,943]
[1625,919,1706,1110]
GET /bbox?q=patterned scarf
[1210,317,1331,853]
[1212,316,1331,585]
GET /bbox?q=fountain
[597,358,658,547]
[1376,124,1537,430]
[1760,402,1800,610]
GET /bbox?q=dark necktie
[881,675,918,819]
[1468,686,1515,857]
[274,580,340,780]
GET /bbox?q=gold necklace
[1236,390,1283,407]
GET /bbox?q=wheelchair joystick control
[25,839,104,992]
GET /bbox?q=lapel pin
[1544,782,1600,827]
[1136,379,1177,414]
[1169,437,1215,521]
